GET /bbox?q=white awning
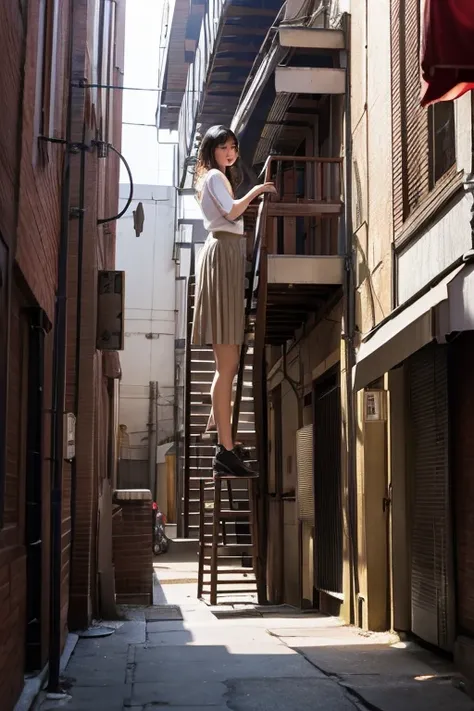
[352,263,473,391]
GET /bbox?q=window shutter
[391,0,430,233]
[407,344,455,652]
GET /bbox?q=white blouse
[198,169,244,236]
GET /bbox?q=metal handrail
[231,197,268,442]
[183,243,196,537]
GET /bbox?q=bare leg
[211,344,239,451]
[205,408,215,433]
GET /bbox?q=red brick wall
[0,280,28,711]
[0,0,126,706]
[16,0,70,318]
[68,0,126,629]
[112,497,153,605]
[0,1,72,706]
[0,1,23,251]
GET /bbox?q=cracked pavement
[34,560,474,711]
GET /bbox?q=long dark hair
[195,125,243,195]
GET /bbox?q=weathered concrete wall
[351,0,393,338]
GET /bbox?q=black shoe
[234,443,251,462]
[213,445,259,478]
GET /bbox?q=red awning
[421,0,474,107]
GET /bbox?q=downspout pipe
[341,12,361,625]
[148,382,158,498]
[48,1,75,693]
[68,116,86,621]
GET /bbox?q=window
[392,0,458,232]
[34,0,60,160]
[429,102,456,188]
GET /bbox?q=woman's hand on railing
[258,182,277,196]
[226,182,277,220]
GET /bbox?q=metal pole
[48,0,75,692]
[148,382,158,498]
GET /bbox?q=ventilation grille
[296,425,314,524]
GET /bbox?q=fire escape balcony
[278,25,345,50]
[255,156,344,345]
[275,22,346,96]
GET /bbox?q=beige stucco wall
[351,0,393,339]
[350,0,394,630]
[267,302,343,609]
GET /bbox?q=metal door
[313,369,343,599]
[407,344,455,651]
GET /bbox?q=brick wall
[0,281,28,711]
[0,1,23,250]
[68,0,126,629]
[112,492,153,605]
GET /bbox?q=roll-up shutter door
[313,370,343,598]
[407,344,455,651]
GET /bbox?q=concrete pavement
[33,549,474,711]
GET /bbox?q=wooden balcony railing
[265,156,342,205]
[262,156,343,257]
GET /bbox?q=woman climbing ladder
[192,125,276,478]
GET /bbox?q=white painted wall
[118,0,178,453]
[116,185,176,447]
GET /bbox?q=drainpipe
[341,12,361,626]
[48,0,75,693]
[148,381,158,498]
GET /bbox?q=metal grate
[296,425,315,524]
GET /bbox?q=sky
[120,0,176,186]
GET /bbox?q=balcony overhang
[352,262,474,391]
[267,255,344,286]
[157,0,205,130]
[195,1,281,131]
[265,278,342,345]
[278,26,345,50]
[275,66,346,94]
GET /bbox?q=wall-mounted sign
[64,412,76,460]
[364,390,387,422]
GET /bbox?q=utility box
[97,270,125,350]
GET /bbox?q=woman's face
[213,137,238,171]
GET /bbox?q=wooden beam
[267,202,342,217]
[222,25,267,36]
[291,98,322,109]
[213,58,254,68]
[279,26,345,50]
[225,5,276,17]
[217,42,261,53]
[206,83,242,92]
[284,112,318,122]
[275,67,346,95]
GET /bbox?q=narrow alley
[34,544,474,711]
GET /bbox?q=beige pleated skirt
[191,231,246,346]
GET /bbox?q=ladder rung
[201,535,252,541]
[203,511,252,519]
[204,589,258,595]
[201,578,255,585]
[203,568,255,575]
[203,543,253,549]
[203,555,252,560]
